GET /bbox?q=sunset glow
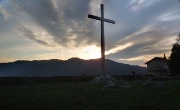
[80,45,101,59]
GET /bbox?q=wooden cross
[88,4,115,76]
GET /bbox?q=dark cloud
[14,0,68,45]
[105,0,180,49]
[9,0,100,47]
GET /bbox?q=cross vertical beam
[101,4,105,76]
[88,4,115,76]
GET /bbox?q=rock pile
[91,75,117,87]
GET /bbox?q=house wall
[147,60,168,70]
[148,70,167,77]
[147,59,168,77]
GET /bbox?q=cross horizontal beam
[88,14,115,24]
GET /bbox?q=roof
[145,57,167,64]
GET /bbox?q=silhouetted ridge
[0,59,146,76]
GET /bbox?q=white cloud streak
[106,43,133,55]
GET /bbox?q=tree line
[168,33,180,75]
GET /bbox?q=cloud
[8,0,103,48]
[157,9,180,21]
[17,24,56,47]
[130,0,163,11]
[119,56,147,62]
[107,21,178,64]
[105,0,180,62]
[105,43,133,55]
[0,4,11,21]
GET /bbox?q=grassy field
[0,80,180,110]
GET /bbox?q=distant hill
[0,58,146,77]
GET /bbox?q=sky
[0,0,180,66]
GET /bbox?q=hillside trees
[168,34,180,75]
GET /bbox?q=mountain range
[0,58,146,77]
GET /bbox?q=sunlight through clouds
[80,45,101,59]
[106,43,133,55]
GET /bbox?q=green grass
[0,80,180,110]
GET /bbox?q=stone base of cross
[91,75,117,87]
